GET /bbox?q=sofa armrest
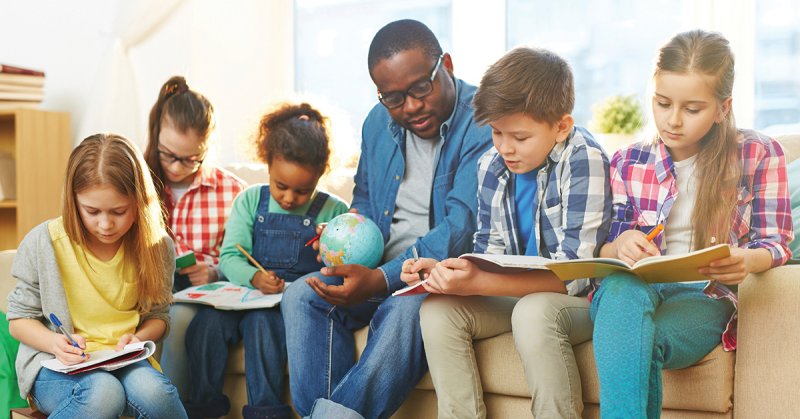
[734,265,800,418]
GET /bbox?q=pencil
[304,233,321,247]
[235,244,270,276]
[645,224,664,242]
[411,246,425,282]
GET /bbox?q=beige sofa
[3,135,798,419]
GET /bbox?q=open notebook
[40,340,156,375]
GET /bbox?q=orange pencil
[235,243,270,276]
[645,224,664,241]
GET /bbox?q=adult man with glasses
[282,19,492,419]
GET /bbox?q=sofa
[3,134,798,419]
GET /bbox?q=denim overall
[185,186,329,416]
[252,185,328,281]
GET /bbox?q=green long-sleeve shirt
[219,184,349,286]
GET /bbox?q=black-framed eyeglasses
[378,54,443,109]
[157,146,206,169]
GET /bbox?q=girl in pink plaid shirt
[591,30,793,418]
[143,76,246,402]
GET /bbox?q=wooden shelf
[0,109,71,250]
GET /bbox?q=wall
[0,0,295,165]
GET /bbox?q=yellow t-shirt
[48,217,140,352]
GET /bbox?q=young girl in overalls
[182,103,349,419]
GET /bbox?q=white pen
[411,246,425,282]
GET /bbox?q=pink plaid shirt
[165,166,246,267]
[607,130,793,351]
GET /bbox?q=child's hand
[613,229,660,265]
[400,257,437,285]
[179,261,217,286]
[423,258,479,295]
[699,247,752,285]
[251,270,285,294]
[115,333,141,351]
[51,332,88,365]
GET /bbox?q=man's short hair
[368,19,443,74]
[473,47,575,126]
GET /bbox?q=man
[282,19,492,419]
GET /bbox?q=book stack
[0,63,45,108]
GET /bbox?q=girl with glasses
[144,76,246,402]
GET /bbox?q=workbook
[173,281,287,310]
[460,244,731,284]
[40,340,156,375]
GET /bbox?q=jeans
[185,306,286,407]
[159,303,200,400]
[31,360,186,419]
[282,273,427,419]
[590,274,735,418]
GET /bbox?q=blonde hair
[63,133,172,312]
[654,30,741,249]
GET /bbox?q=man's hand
[400,257,437,285]
[307,264,387,306]
[423,258,480,295]
[251,270,285,294]
[179,261,217,286]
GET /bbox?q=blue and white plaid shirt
[473,126,612,296]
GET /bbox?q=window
[294,0,452,147]
[506,0,692,129]
[754,0,800,131]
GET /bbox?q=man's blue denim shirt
[352,77,493,293]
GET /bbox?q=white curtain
[78,0,184,146]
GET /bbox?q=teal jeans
[590,274,735,418]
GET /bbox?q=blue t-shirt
[514,169,540,256]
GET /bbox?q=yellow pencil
[235,244,270,276]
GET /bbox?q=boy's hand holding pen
[400,247,436,286]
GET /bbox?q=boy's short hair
[473,46,575,126]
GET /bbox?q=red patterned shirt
[165,166,246,267]
[605,130,793,351]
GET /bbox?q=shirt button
[395,175,400,180]
[384,210,389,216]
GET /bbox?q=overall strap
[256,185,271,215]
[305,191,330,220]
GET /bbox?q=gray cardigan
[6,221,174,398]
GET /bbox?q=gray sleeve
[139,236,175,341]
[6,224,48,321]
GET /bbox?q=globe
[319,213,384,269]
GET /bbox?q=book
[0,64,45,76]
[0,91,43,101]
[0,73,45,87]
[392,279,429,296]
[459,244,731,284]
[173,281,288,310]
[10,407,47,419]
[176,250,197,269]
[40,340,156,375]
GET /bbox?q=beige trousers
[419,292,593,419]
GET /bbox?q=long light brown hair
[653,30,741,249]
[63,133,172,312]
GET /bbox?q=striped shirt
[474,126,612,296]
[165,166,246,267]
[607,129,793,350]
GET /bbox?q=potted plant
[590,94,645,152]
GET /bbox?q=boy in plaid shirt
[401,47,611,418]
